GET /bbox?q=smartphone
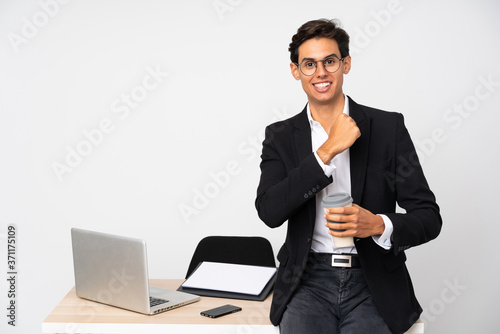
[200,304,242,318]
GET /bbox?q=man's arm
[325,113,442,252]
[384,114,442,252]
[255,124,332,228]
[317,113,360,165]
[256,112,361,229]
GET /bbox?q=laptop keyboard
[150,297,169,307]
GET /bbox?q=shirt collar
[306,95,350,126]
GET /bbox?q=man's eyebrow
[300,53,340,62]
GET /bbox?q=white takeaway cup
[321,193,354,247]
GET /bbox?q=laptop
[71,228,200,315]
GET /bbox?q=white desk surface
[42,279,423,334]
[42,279,278,334]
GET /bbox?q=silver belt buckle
[331,254,351,268]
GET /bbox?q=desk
[43,279,424,333]
[43,279,277,334]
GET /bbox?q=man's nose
[316,61,328,76]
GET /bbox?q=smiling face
[291,37,351,109]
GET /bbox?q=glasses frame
[294,55,345,76]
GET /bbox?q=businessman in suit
[255,19,442,333]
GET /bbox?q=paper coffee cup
[321,193,354,247]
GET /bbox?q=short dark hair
[289,19,350,64]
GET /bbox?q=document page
[182,262,277,295]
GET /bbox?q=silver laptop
[71,228,200,315]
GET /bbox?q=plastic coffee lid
[321,193,353,208]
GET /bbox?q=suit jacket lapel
[292,105,312,164]
[348,97,370,204]
[290,99,370,214]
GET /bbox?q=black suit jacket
[255,97,442,333]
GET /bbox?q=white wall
[1,0,499,333]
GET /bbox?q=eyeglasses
[294,55,345,76]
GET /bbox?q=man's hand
[317,113,360,165]
[324,204,385,238]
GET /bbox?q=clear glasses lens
[299,57,341,76]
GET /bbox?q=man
[255,19,442,333]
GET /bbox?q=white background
[1,0,499,333]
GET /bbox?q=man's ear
[343,55,352,75]
[290,62,300,80]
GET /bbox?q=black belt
[309,252,361,268]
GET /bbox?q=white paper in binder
[182,262,277,296]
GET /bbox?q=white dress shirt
[308,96,393,254]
